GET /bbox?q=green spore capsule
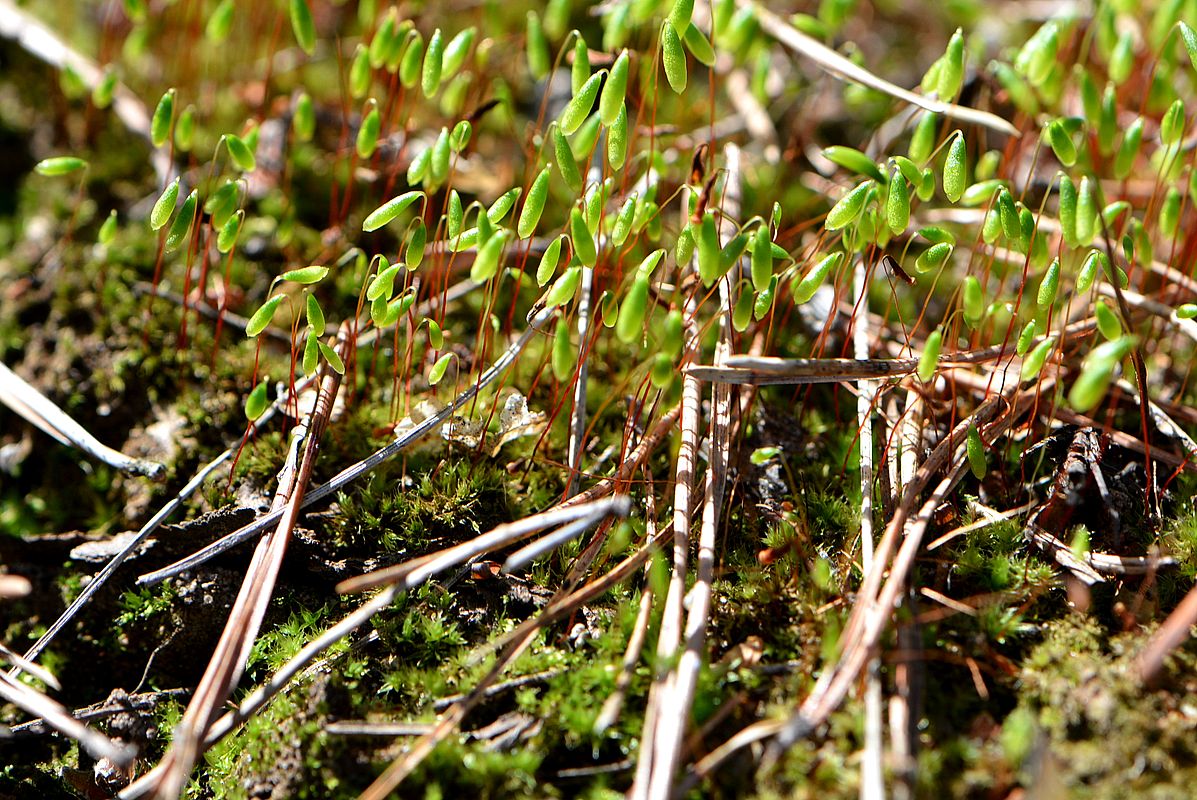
[536,235,565,286]
[794,252,843,304]
[428,352,453,385]
[303,330,319,374]
[356,104,380,158]
[918,329,943,382]
[1045,119,1077,166]
[696,212,721,286]
[966,423,986,479]
[570,208,596,267]
[754,275,779,320]
[400,31,424,88]
[34,156,87,176]
[662,310,684,358]
[164,189,197,252]
[823,146,886,182]
[362,190,423,232]
[963,276,984,327]
[886,171,910,234]
[943,132,967,203]
[1058,174,1077,246]
[289,0,315,54]
[422,28,444,97]
[1020,336,1055,381]
[217,210,243,253]
[751,225,773,292]
[151,88,175,148]
[246,295,284,337]
[1075,176,1097,245]
[915,242,953,274]
[1037,258,1060,307]
[1095,298,1122,339]
[611,194,637,247]
[1015,321,1037,356]
[607,102,628,170]
[225,133,256,172]
[98,210,118,245]
[997,188,1020,242]
[938,29,965,99]
[559,71,603,135]
[552,317,574,381]
[909,112,938,164]
[553,126,583,195]
[650,353,674,388]
[150,178,180,231]
[518,166,551,239]
[526,12,549,80]
[470,231,506,283]
[245,379,270,421]
[546,267,582,307]
[616,273,650,343]
[662,21,687,93]
[825,180,873,230]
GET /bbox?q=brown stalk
[631,181,704,800]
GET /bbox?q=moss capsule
[825,179,874,230]
[363,190,423,232]
[559,71,603,136]
[966,423,986,479]
[1095,298,1122,339]
[1020,336,1055,381]
[963,276,984,327]
[245,379,269,421]
[525,12,549,80]
[916,242,953,274]
[662,21,687,94]
[225,133,256,172]
[470,232,506,283]
[607,102,628,170]
[596,50,629,125]
[289,0,315,54]
[943,132,967,202]
[1037,258,1060,307]
[537,235,565,286]
[1075,176,1096,246]
[909,112,937,164]
[751,225,773,292]
[150,88,175,148]
[616,273,650,343]
[552,317,574,381]
[164,189,197,252]
[547,267,582,307]
[886,171,910,234]
[918,329,942,382]
[1045,119,1076,166]
[553,126,583,195]
[938,29,965,99]
[696,212,720,286]
[794,252,843,304]
[662,310,684,358]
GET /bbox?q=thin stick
[0,361,165,479]
[852,256,885,800]
[0,670,133,766]
[749,2,1020,137]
